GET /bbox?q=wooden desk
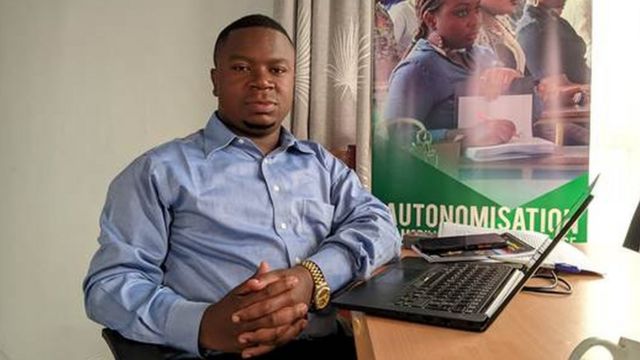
[351,245,640,359]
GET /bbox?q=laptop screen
[520,175,598,275]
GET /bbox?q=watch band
[300,260,331,311]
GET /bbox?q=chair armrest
[101,328,168,360]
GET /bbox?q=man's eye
[271,67,287,75]
[455,9,469,17]
[231,65,250,72]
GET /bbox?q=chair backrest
[623,201,640,252]
[330,145,356,170]
[101,328,166,360]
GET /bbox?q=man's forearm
[84,269,209,354]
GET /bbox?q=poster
[372,0,592,242]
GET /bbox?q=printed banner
[373,0,591,242]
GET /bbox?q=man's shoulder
[124,129,204,176]
[146,129,203,160]
[291,139,329,161]
[292,139,348,168]
[291,139,357,179]
[293,138,321,151]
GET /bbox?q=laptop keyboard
[394,263,512,314]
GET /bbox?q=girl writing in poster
[384,0,524,147]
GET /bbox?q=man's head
[213,15,293,67]
[211,15,295,141]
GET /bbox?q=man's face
[211,27,295,138]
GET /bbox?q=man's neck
[216,113,282,155]
[251,130,281,155]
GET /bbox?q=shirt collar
[202,112,315,157]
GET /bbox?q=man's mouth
[246,101,277,114]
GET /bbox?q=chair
[329,144,356,170]
[101,328,168,360]
[623,200,640,252]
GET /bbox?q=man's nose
[250,68,274,90]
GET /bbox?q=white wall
[0,1,273,359]
[588,1,640,245]
[1,1,639,359]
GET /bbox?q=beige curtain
[274,0,373,188]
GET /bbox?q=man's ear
[210,68,218,97]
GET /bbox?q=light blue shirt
[83,113,401,355]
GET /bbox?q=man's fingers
[270,317,307,345]
[256,261,270,275]
[249,271,289,290]
[239,318,308,358]
[235,278,262,296]
[238,302,308,331]
[240,344,276,359]
[235,262,275,296]
[232,277,300,321]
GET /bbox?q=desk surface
[351,245,640,360]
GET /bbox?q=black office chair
[101,328,169,360]
[623,200,640,252]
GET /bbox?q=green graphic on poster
[372,0,591,241]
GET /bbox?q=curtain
[274,0,373,188]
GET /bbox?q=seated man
[83,14,401,359]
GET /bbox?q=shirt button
[295,257,301,264]
[280,223,287,230]
[238,139,245,144]
[273,185,280,192]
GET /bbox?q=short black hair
[213,14,294,66]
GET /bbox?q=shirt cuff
[308,245,356,292]
[164,299,210,355]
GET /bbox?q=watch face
[315,286,331,309]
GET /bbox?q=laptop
[332,180,596,332]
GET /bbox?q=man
[83,14,401,359]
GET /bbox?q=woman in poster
[383,0,523,147]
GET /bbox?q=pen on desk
[554,263,581,273]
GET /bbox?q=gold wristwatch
[300,260,331,311]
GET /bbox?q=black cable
[522,269,573,295]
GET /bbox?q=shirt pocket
[294,199,335,242]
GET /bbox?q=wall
[0,1,273,359]
[588,0,640,244]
